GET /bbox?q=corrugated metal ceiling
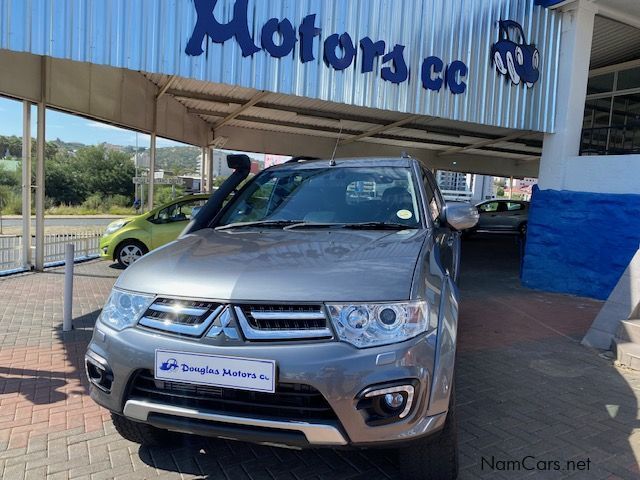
[591,16,640,69]
[143,72,544,160]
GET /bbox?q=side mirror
[227,154,251,171]
[444,202,479,231]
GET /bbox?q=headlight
[327,301,432,348]
[104,220,128,236]
[98,288,154,331]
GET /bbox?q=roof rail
[286,156,320,163]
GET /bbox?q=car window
[479,202,499,212]
[218,166,422,226]
[506,202,524,211]
[422,170,443,226]
[155,199,207,224]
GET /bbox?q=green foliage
[0,135,23,158]
[496,187,505,197]
[46,203,134,216]
[0,167,20,187]
[155,146,200,175]
[0,185,21,215]
[110,194,131,208]
[154,185,186,206]
[0,134,206,215]
[0,164,22,214]
[212,176,228,187]
[45,145,135,206]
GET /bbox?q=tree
[0,168,20,188]
[77,146,136,198]
[45,153,86,204]
[44,145,135,205]
[497,187,505,197]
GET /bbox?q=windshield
[217,166,422,228]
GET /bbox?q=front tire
[398,390,458,480]
[111,413,168,446]
[115,240,148,268]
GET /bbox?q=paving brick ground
[0,236,639,479]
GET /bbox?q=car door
[150,199,207,249]
[503,202,527,231]
[491,201,516,230]
[477,201,502,230]
[423,169,459,281]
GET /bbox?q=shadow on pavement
[53,310,101,396]
[0,311,101,405]
[0,368,68,405]
[137,434,400,479]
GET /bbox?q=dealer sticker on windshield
[397,209,413,220]
[155,350,276,393]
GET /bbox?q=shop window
[582,66,640,155]
[587,73,614,95]
[617,67,640,91]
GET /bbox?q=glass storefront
[582,66,640,155]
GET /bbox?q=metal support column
[200,146,208,193]
[21,101,32,269]
[35,58,46,271]
[207,147,214,193]
[148,131,156,209]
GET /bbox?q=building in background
[471,175,496,203]
[264,154,290,168]
[437,171,495,203]
[436,171,470,192]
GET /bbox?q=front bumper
[87,322,447,448]
[98,238,113,260]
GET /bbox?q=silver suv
[86,156,478,480]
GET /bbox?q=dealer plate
[155,349,276,393]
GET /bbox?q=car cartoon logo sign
[492,20,540,88]
[159,358,179,372]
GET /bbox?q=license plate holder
[154,349,276,393]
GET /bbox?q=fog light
[384,392,404,409]
[366,385,414,418]
[85,354,113,393]
[357,383,417,426]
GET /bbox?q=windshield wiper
[215,220,299,231]
[283,222,347,230]
[340,222,416,230]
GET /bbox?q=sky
[0,96,185,148]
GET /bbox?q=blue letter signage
[186,0,488,96]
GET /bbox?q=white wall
[538,1,596,191]
[560,155,640,194]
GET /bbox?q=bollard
[63,243,74,332]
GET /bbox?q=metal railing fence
[0,231,102,274]
[0,235,22,272]
[42,231,102,265]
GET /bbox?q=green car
[100,194,209,267]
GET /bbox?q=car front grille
[138,298,222,336]
[242,305,327,330]
[235,304,333,340]
[129,370,338,422]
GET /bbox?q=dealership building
[0,0,638,317]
